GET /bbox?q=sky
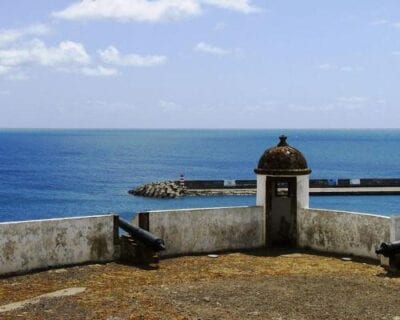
[0,0,399,129]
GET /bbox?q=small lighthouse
[255,135,311,246]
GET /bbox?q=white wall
[136,206,265,257]
[296,174,310,209]
[256,174,310,209]
[0,215,116,276]
[298,208,391,259]
[256,175,266,206]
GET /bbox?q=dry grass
[0,248,399,319]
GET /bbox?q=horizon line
[0,127,399,131]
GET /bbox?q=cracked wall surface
[298,208,391,259]
[0,215,115,275]
[136,206,265,257]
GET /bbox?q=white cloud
[194,42,230,55]
[32,40,91,66]
[81,65,119,76]
[52,0,202,22]
[0,39,90,68]
[0,39,93,78]
[0,39,167,78]
[392,51,400,56]
[0,24,50,47]
[202,0,259,13]
[52,0,260,22]
[98,46,167,67]
[392,22,400,28]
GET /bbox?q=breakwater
[182,178,400,189]
[129,178,400,198]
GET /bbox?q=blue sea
[1,129,400,222]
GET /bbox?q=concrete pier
[311,186,400,195]
[130,179,400,197]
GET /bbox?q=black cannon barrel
[118,218,166,252]
[376,241,400,257]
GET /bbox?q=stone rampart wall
[298,208,391,259]
[134,206,265,257]
[0,215,117,276]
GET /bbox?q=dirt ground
[1,248,400,320]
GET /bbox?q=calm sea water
[0,129,400,222]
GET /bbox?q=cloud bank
[81,65,119,76]
[0,39,90,68]
[52,0,260,22]
[99,46,167,67]
[0,38,166,78]
[0,24,50,47]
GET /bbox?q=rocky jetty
[129,181,186,198]
[129,180,256,198]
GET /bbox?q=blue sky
[0,0,399,128]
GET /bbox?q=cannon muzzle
[375,241,400,257]
[118,217,166,252]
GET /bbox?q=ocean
[0,129,400,222]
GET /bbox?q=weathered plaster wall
[296,175,310,209]
[390,216,400,242]
[136,206,264,257]
[256,175,310,209]
[298,208,391,259]
[256,175,266,206]
[0,215,116,276]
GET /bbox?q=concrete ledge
[177,179,400,189]
[134,206,265,257]
[0,214,117,276]
[298,208,391,259]
[311,187,400,195]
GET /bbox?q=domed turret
[254,135,311,247]
[255,135,311,175]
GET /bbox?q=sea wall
[133,206,265,257]
[180,178,400,189]
[298,208,391,259]
[181,180,256,189]
[130,179,400,198]
[0,215,117,276]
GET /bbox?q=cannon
[375,241,400,257]
[376,241,400,272]
[118,217,165,252]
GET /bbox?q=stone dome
[254,135,311,175]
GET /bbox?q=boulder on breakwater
[129,180,257,198]
[129,181,186,198]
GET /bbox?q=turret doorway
[265,177,297,246]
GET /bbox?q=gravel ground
[0,248,399,320]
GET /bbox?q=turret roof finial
[278,135,288,147]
